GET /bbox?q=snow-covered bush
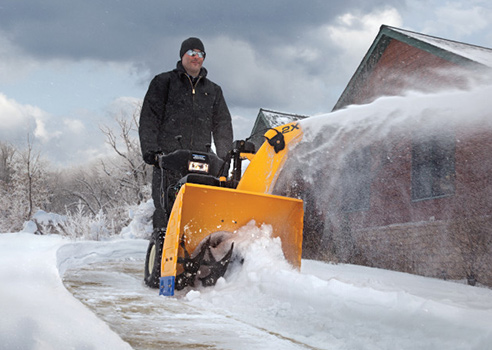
[22,210,67,235]
[21,199,153,240]
[119,199,154,240]
[61,202,112,240]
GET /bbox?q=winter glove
[143,151,158,165]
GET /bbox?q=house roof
[333,25,492,111]
[248,108,309,149]
[387,26,492,68]
[255,108,309,129]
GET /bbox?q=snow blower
[143,122,304,296]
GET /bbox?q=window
[341,147,372,212]
[412,129,455,201]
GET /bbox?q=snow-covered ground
[2,224,492,350]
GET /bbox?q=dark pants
[151,167,181,230]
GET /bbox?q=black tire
[144,230,165,288]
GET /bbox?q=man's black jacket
[139,61,233,162]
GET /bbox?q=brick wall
[351,216,492,286]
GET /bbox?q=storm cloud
[0,0,491,165]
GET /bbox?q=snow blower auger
[143,122,304,296]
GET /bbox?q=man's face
[182,49,204,77]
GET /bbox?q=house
[276,25,492,286]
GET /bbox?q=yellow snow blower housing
[153,122,304,296]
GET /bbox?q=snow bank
[0,232,132,349]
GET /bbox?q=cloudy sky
[1,0,491,167]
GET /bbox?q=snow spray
[273,82,492,283]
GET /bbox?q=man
[139,37,233,232]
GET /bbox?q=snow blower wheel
[144,230,165,288]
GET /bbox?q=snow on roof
[390,26,492,68]
[260,109,308,128]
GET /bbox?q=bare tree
[19,134,51,220]
[57,103,151,235]
[25,134,37,218]
[0,141,15,185]
[0,142,16,231]
[0,136,51,231]
[99,105,150,205]
[450,217,492,286]
[61,162,115,214]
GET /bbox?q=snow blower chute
[143,122,304,296]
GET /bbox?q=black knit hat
[180,37,205,58]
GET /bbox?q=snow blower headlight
[188,161,209,173]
